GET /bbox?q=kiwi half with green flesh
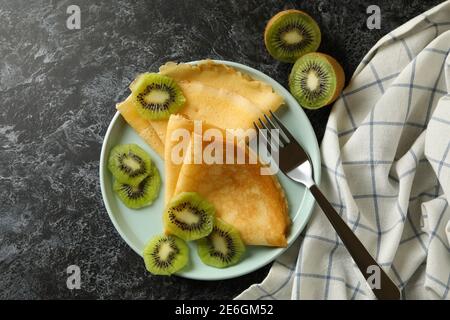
[108,144,152,185]
[197,218,245,268]
[289,52,345,109]
[113,165,160,209]
[130,73,185,120]
[264,9,321,63]
[143,234,189,275]
[163,192,215,241]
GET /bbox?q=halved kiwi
[130,73,185,120]
[108,144,152,185]
[113,165,160,209]
[163,192,215,241]
[197,218,245,268]
[289,52,345,109]
[143,234,189,275]
[264,9,321,63]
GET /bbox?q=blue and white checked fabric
[237,1,450,300]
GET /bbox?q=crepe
[164,114,233,204]
[165,116,290,247]
[150,80,265,144]
[159,60,284,113]
[164,114,196,204]
[117,60,285,158]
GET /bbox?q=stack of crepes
[116,60,290,247]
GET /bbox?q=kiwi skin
[328,56,345,106]
[289,52,345,109]
[264,9,321,63]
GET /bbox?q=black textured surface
[0,0,443,299]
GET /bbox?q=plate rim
[99,59,321,280]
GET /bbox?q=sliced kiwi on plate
[289,52,345,109]
[264,9,321,63]
[143,234,189,275]
[197,218,245,268]
[108,144,152,185]
[113,165,160,209]
[163,192,215,241]
[130,73,186,120]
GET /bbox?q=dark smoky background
[0,0,443,299]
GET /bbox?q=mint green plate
[99,60,321,280]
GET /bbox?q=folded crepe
[159,60,284,114]
[165,115,290,247]
[117,60,284,158]
[164,114,210,204]
[116,96,165,157]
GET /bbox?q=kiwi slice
[143,234,189,275]
[289,52,345,109]
[108,144,152,185]
[130,73,185,120]
[197,218,245,268]
[264,9,321,63]
[113,165,161,209]
[163,192,215,241]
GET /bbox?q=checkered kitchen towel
[237,1,450,300]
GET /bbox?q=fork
[254,111,401,300]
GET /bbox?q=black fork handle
[309,184,401,300]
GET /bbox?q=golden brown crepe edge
[171,125,290,247]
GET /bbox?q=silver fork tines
[254,112,310,174]
[254,118,280,151]
[267,111,293,145]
